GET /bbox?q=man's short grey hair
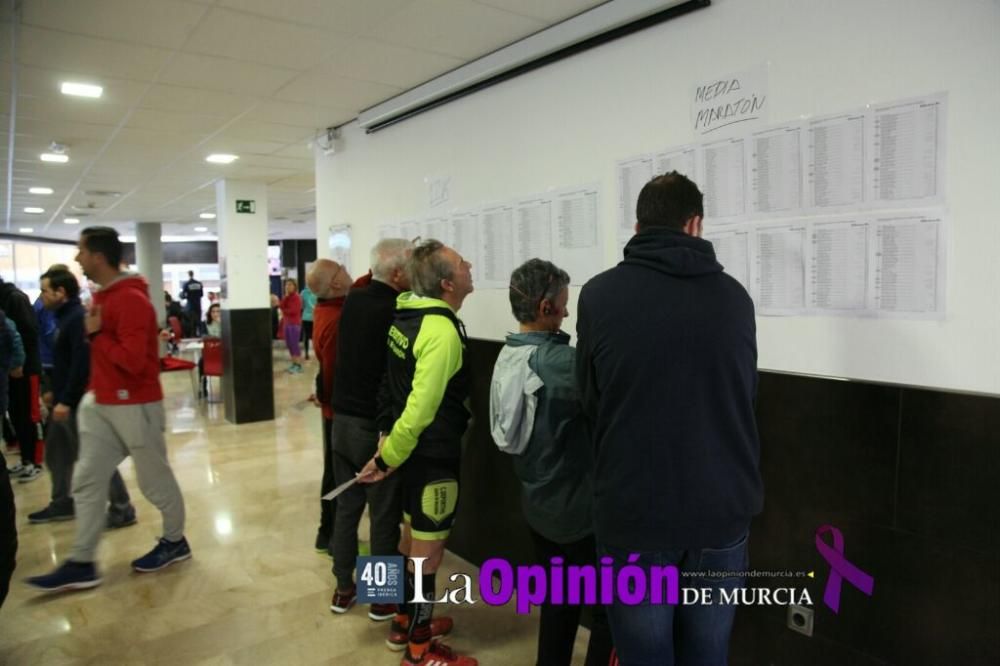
[509,259,570,323]
[370,238,414,282]
[406,239,453,299]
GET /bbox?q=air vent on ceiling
[83,190,123,197]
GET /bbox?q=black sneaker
[28,505,75,524]
[25,561,102,593]
[131,537,192,572]
[106,507,138,530]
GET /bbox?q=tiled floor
[1,352,589,665]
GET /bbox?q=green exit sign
[236,200,255,214]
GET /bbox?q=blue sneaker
[131,537,192,573]
[25,561,101,593]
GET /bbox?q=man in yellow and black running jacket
[360,239,478,666]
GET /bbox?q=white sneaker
[7,461,25,475]
[18,463,42,483]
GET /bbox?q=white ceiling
[0,0,606,241]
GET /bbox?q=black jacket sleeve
[57,312,90,409]
[574,290,600,431]
[4,290,40,376]
[375,369,393,433]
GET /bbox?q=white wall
[315,0,1000,395]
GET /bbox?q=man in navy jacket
[26,268,135,526]
[576,172,763,666]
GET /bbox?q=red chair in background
[201,337,223,402]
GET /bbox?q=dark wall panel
[451,337,1000,665]
[122,241,218,265]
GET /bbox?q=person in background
[0,310,22,605]
[300,284,317,361]
[327,239,411,619]
[201,303,221,338]
[33,263,69,390]
[179,270,204,337]
[197,303,222,396]
[0,275,44,483]
[305,260,352,556]
[26,227,191,593]
[279,279,304,374]
[26,268,137,528]
[490,259,612,666]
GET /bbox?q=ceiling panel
[182,8,340,71]
[471,0,607,23]
[275,66,402,109]
[366,0,545,60]
[217,0,412,34]
[17,26,173,81]
[201,137,289,156]
[242,99,352,129]
[326,37,463,88]
[125,109,229,136]
[22,0,210,50]
[220,119,314,145]
[16,94,131,127]
[138,84,257,116]
[158,52,299,96]
[16,118,118,143]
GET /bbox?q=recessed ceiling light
[205,154,238,164]
[40,153,69,163]
[194,226,209,232]
[199,212,216,219]
[29,187,54,195]
[61,82,103,98]
[63,218,80,225]
[19,227,34,233]
[24,207,44,214]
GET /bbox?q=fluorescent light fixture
[63,218,80,225]
[29,187,54,195]
[40,153,69,163]
[19,228,34,233]
[205,154,238,164]
[24,207,44,214]
[194,226,209,232]
[61,82,103,98]
[199,212,216,219]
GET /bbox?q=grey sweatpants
[69,393,186,563]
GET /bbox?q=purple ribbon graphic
[815,524,874,614]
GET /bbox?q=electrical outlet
[788,604,814,637]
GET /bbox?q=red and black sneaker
[400,640,477,666]
[330,587,356,614]
[387,615,453,651]
[369,603,398,621]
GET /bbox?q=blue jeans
[599,531,749,666]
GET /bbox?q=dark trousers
[301,320,313,359]
[331,413,403,590]
[530,529,614,666]
[317,416,337,549]
[45,413,132,512]
[0,451,16,608]
[8,374,42,466]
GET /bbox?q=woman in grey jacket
[489,259,612,666]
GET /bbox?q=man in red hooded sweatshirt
[26,227,190,593]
